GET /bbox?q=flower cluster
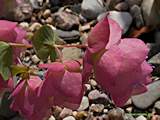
[0,16,152,120]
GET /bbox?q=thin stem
[9,43,87,49]
[9,43,32,48]
[54,44,87,49]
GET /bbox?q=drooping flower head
[82,16,152,106]
[0,20,28,63]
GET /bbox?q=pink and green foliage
[0,16,152,120]
[82,17,152,106]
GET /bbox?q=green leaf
[11,65,29,76]
[32,25,59,61]
[0,42,12,80]
[50,47,57,62]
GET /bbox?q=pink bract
[0,20,28,63]
[82,16,152,106]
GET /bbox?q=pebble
[154,101,160,114]
[125,114,136,120]
[63,116,76,120]
[52,9,79,30]
[31,55,40,64]
[62,47,82,61]
[88,90,101,100]
[130,5,144,28]
[107,108,125,120]
[45,17,53,24]
[81,0,106,19]
[52,106,62,118]
[90,79,98,87]
[114,2,129,11]
[78,96,89,111]
[125,0,142,6]
[132,80,160,109]
[90,104,104,113]
[19,22,29,29]
[55,29,80,42]
[29,22,42,32]
[141,0,160,27]
[43,9,51,19]
[48,115,56,120]
[108,11,133,34]
[136,115,147,120]
[59,108,73,118]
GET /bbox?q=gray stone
[115,2,129,11]
[108,11,133,34]
[52,9,79,30]
[107,108,125,120]
[88,90,101,100]
[132,80,160,109]
[59,108,72,119]
[31,55,40,64]
[63,116,76,120]
[130,5,144,28]
[81,0,106,19]
[55,29,80,42]
[0,1,33,21]
[141,0,160,27]
[125,114,135,120]
[125,0,142,6]
[62,47,82,61]
[154,101,160,114]
[78,96,89,111]
[136,115,147,120]
[90,104,104,113]
[29,22,42,32]
[48,115,56,120]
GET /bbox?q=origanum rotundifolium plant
[0,16,152,120]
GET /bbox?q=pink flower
[38,61,84,110]
[10,76,42,120]
[0,20,28,63]
[82,17,152,106]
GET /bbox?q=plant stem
[9,43,87,49]
[9,43,32,48]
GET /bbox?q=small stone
[63,116,76,120]
[90,104,104,113]
[48,115,56,120]
[125,0,142,6]
[88,90,101,100]
[136,115,147,120]
[90,79,98,87]
[62,47,82,61]
[52,9,79,30]
[81,0,106,19]
[130,5,144,28]
[43,9,51,18]
[85,84,91,92]
[19,22,29,29]
[132,80,160,109]
[79,24,91,32]
[55,29,80,42]
[141,0,160,27]
[103,109,108,114]
[108,11,133,34]
[125,114,135,120]
[108,108,125,120]
[24,56,30,62]
[114,2,129,11]
[29,22,42,32]
[78,96,89,111]
[74,111,88,119]
[59,108,72,119]
[126,107,133,113]
[154,101,160,114]
[46,17,53,24]
[31,55,40,64]
[52,106,62,118]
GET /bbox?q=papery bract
[82,17,152,106]
[38,61,84,109]
[0,20,28,63]
[10,76,42,120]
